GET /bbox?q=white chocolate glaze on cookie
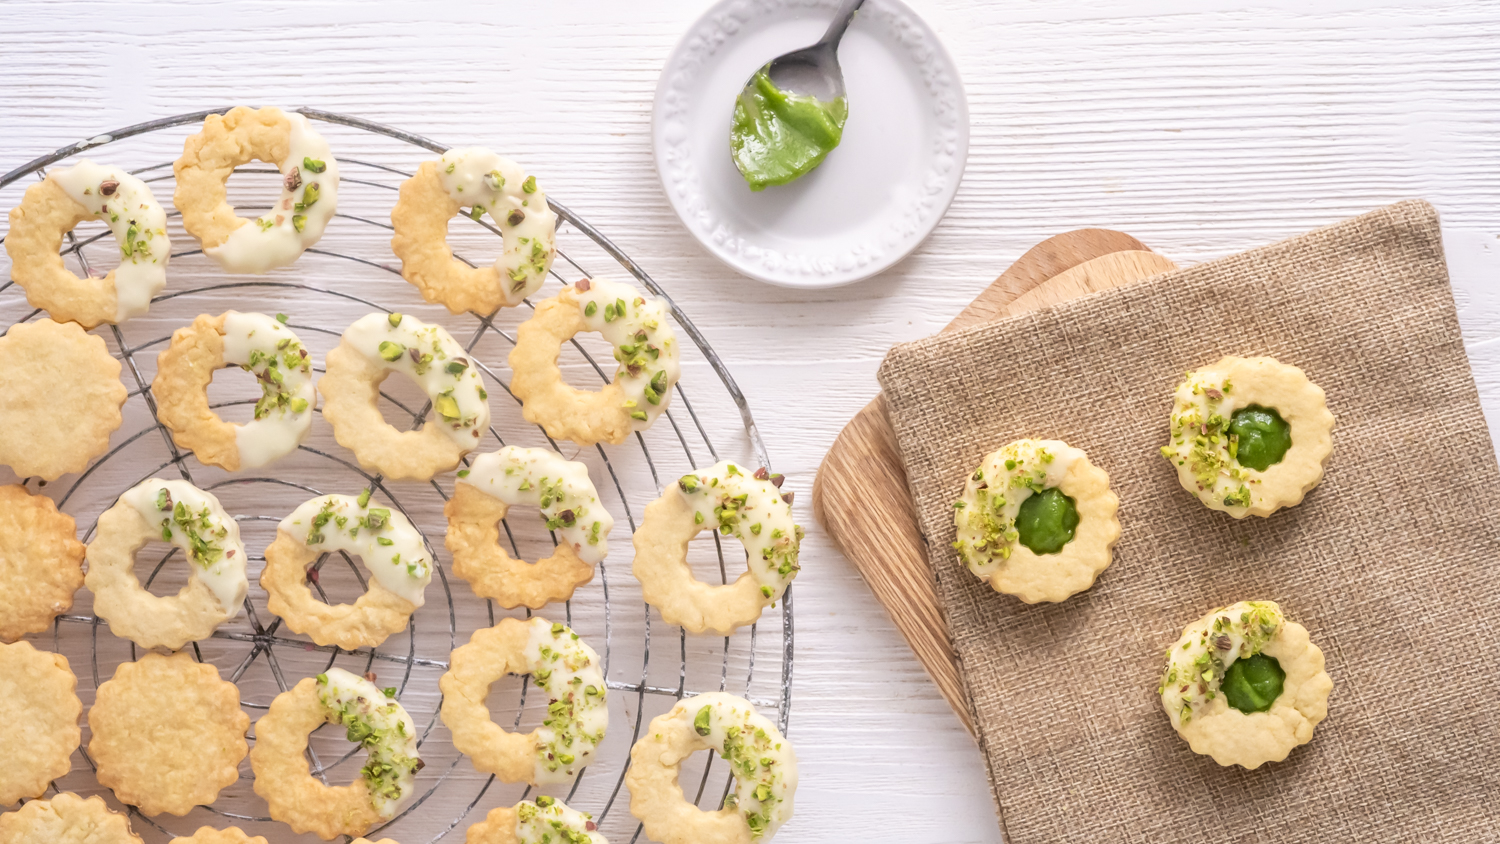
[438,147,557,305]
[458,446,613,565]
[121,479,247,616]
[51,159,169,321]
[279,493,431,606]
[221,312,316,468]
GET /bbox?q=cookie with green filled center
[951,439,1120,603]
[1162,356,1334,518]
[1158,600,1334,769]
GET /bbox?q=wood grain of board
[812,235,1177,735]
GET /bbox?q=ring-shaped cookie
[1158,600,1333,769]
[0,793,142,844]
[446,446,615,609]
[320,312,491,480]
[173,106,338,274]
[0,641,81,806]
[89,652,249,816]
[0,484,85,642]
[1162,356,1334,518]
[4,159,169,328]
[0,319,128,481]
[464,797,606,844]
[439,617,607,785]
[391,147,558,314]
[154,311,316,471]
[633,461,802,635]
[509,278,682,447]
[249,669,420,840]
[952,439,1120,603]
[626,693,797,844]
[262,492,433,650]
[85,479,248,650]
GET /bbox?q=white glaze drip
[458,446,613,565]
[279,493,432,605]
[206,111,339,274]
[438,147,557,305]
[120,478,247,615]
[51,159,169,322]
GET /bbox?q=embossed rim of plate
[652,0,970,289]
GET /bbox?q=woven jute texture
[876,201,1500,843]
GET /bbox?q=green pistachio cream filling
[1221,653,1285,714]
[730,67,848,191]
[1013,488,1079,555]
[1226,405,1291,471]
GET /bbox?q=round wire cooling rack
[0,107,793,844]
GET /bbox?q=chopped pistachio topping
[1158,600,1284,725]
[316,669,420,817]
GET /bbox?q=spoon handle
[819,0,867,50]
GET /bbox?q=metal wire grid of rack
[0,107,792,844]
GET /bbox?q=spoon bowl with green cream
[730,0,865,191]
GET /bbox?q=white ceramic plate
[654,0,969,288]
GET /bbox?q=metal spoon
[755,0,867,102]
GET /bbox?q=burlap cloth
[876,201,1500,842]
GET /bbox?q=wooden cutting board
[811,231,1179,735]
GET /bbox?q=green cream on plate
[730,67,848,191]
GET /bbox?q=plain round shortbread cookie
[89,652,250,816]
[0,319,127,481]
[0,485,85,642]
[0,793,140,844]
[0,642,81,806]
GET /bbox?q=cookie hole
[484,668,552,735]
[135,542,197,599]
[1228,405,1291,471]
[1015,488,1078,555]
[496,508,561,566]
[556,329,623,394]
[672,747,735,811]
[1223,653,1285,714]
[223,164,286,224]
[62,218,124,279]
[686,529,740,586]
[304,550,374,608]
[206,363,268,425]
[373,369,447,436]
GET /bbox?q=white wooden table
[4,2,1499,842]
